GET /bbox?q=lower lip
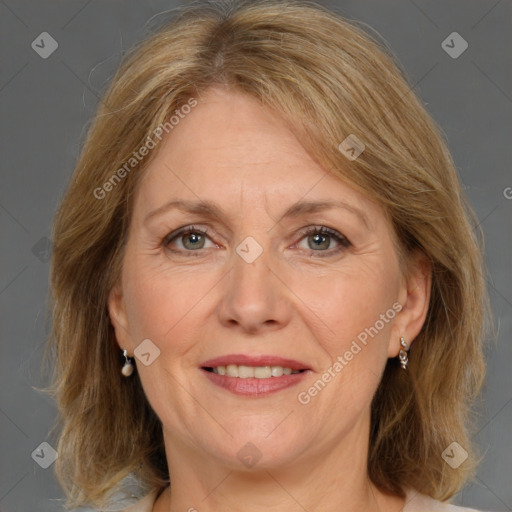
[201,369,310,396]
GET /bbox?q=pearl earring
[121,349,134,377]
[399,337,410,370]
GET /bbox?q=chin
[201,424,310,471]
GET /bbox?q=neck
[155,411,405,512]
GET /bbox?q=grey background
[0,0,511,511]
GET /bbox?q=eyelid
[296,225,349,242]
[163,225,215,248]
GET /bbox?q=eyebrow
[144,198,371,230]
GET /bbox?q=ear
[108,282,133,352]
[388,249,432,358]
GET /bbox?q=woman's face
[109,87,428,471]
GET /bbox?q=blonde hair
[45,0,492,508]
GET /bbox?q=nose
[216,244,292,335]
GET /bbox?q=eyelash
[163,225,351,258]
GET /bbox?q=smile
[204,364,304,378]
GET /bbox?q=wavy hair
[44,0,491,509]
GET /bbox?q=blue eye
[296,226,351,256]
[164,226,214,252]
[163,225,351,257]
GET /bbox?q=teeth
[226,364,238,377]
[239,365,255,378]
[254,366,271,378]
[271,366,283,377]
[211,365,301,378]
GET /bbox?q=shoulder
[404,488,494,512]
[119,491,159,512]
[77,487,493,512]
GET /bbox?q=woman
[46,1,493,511]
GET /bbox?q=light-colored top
[119,487,492,512]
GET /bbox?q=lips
[201,354,310,371]
[200,354,311,396]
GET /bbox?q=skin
[109,86,431,512]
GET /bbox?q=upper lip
[201,354,310,371]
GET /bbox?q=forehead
[133,87,380,222]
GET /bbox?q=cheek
[121,255,209,349]
[299,261,399,405]
[304,263,396,340]
[304,273,396,415]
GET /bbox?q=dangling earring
[121,349,134,377]
[399,337,410,370]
